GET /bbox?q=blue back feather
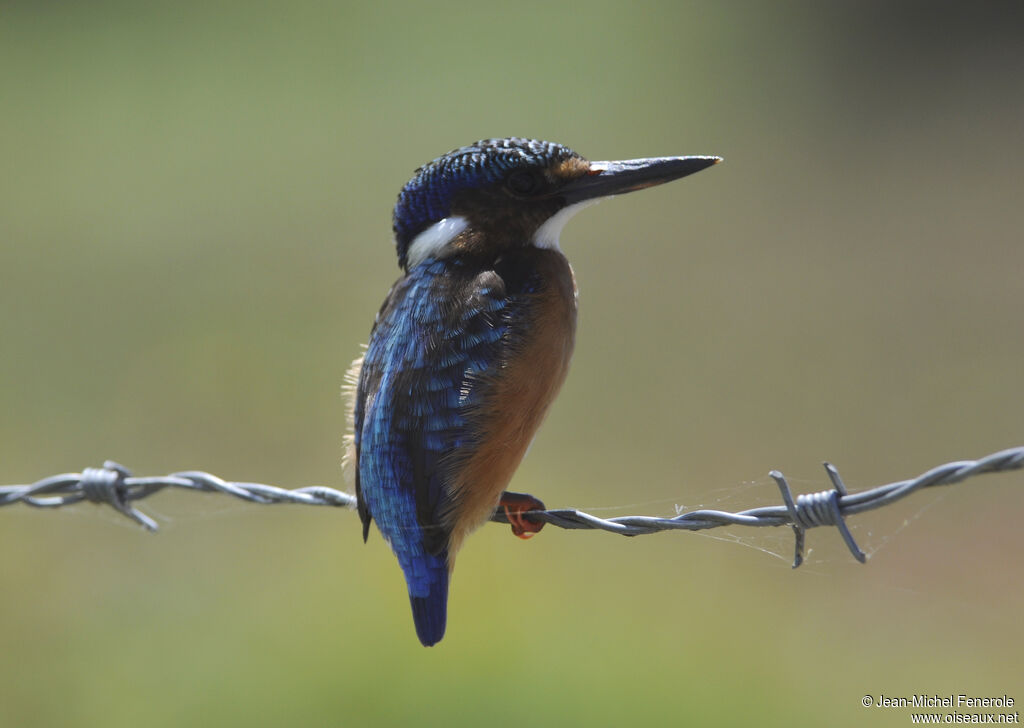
[355,258,510,645]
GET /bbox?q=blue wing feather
[354,258,509,645]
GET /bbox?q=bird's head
[392,137,720,271]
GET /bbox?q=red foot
[499,491,546,539]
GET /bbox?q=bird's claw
[499,491,546,539]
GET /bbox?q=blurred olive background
[2,2,1022,726]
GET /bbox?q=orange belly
[445,250,578,558]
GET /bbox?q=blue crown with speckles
[392,138,577,269]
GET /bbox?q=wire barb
[771,465,864,568]
[79,461,159,532]
[2,446,1021,567]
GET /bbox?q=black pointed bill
[562,155,721,205]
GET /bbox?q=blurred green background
[2,2,1022,726]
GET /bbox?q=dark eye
[506,170,542,196]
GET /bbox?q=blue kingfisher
[345,138,719,646]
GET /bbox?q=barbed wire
[2,446,1021,568]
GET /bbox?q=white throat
[532,199,600,250]
[404,216,469,268]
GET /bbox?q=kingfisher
[345,138,719,646]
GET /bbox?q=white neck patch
[404,216,469,268]
[532,199,600,250]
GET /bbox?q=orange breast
[445,249,578,558]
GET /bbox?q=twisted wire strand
[2,446,1021,568]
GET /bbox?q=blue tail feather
[409,581,448,646]
[397,548,449,646]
